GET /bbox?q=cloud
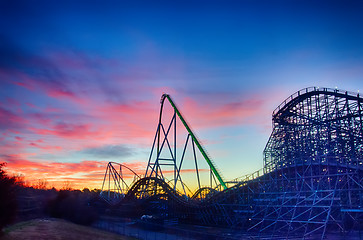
[0,37,84,104]
[13,74,83,104]
[29,142,62,151]
[2,153,146,177]
[15,136,23,141]
[29,122,100,139]
[167,96,266,129]
[0,41,276,190]
[81,144,135,158]
[2,153,146,189]
[0,107,28,130]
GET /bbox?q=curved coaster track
[101,87,362,239]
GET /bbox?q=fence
[93,216,247,240]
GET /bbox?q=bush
[0,163,17,232]
[46,190,98,225]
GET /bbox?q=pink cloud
[46,88,85,105]
[29,142,62,151]
[28,112,52,126]
[39,87,269,150]
[171,96,266,129]
[82,100,158,145]
[15,136,23,141]
[10,71,84,104]
[47,89,75,98]
[4,98,21,107]
[26,102,38,108]
[44,107,64,113]
[0,107,28,129]
[29,122,105,140]
[13,81,35,91]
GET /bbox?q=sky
[1,0,363,190]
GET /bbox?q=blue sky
[1,0,362,189]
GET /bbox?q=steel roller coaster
[101,87,362,239]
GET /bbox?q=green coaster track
[159,94,227,190]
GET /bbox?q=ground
[0,218,136,240]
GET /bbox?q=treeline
[0,163,107,233]
[46,188,100,225]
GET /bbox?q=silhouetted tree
[0,163,17,232]
[33,178,48,190]
[13,174,27,187]
[61,180,73,191]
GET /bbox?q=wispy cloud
[176,96,267,129]
[0,107,28,130]
[30,122,97,139]
[81,144,135,158]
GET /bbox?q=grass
[1,218,136,240]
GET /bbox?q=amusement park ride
[100,87,363,239]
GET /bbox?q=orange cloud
[2,154,146,190]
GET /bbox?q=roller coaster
[100,87,362,239]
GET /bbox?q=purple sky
[1,0,363,189]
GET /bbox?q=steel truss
[100,162,140,205]
[144,94,226,196]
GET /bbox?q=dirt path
[1,218,136,240]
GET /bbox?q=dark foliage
[46,190,99,225]
[0,163,17,232]
[16,187,57,221]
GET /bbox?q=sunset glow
[1,1,363,190]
